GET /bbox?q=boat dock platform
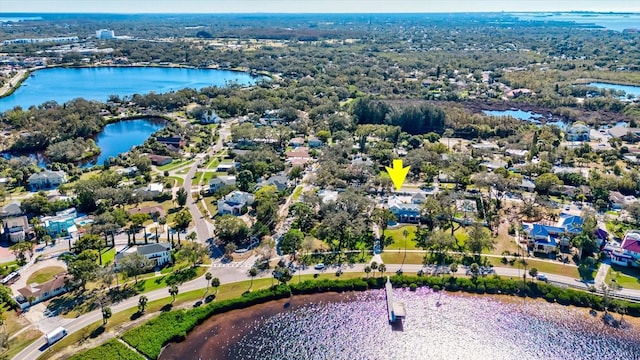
[385,276,406,323]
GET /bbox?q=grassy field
[101,247,116,265]
[381,252,425,265]
[607,265,640,290]
[157,159,194,172]
[292,186,303,201]
[483,257,580,278]
[384,225,418,250]
[1,329,42,360]
[166,176,184,187]
[26,266,66,285]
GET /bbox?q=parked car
[314,263,325,270]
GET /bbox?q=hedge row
[116,275,640,359]
[121,285,291,359]
[68,339,143,360]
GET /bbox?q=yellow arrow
[385,159,410,191]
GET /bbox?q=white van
[45,327,67,345]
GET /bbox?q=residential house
[610,231,640,267]
[387,195,421,223]
[116,166,138,177]
[16,273,70,310]
[201,110,221,124]
[127,206,166,220]
[624,155,640,165]
[216,162,238,173]
[318,189,339,204]
[259,174,290,192]
[41,208,78,237]
[308,137,323,148]
[146,154,173,166]
[610,191,637,210]
[520,178,536,192]
[2,216,32,243]
[565,122,590,141]
[608,126,640,139]
[505,149,528,161]
[0,202,23,218]
[289,137,305,148]
[525,213,583,254]
[481,160,507,172]
[115,242,173,268]
[471,142,499,153]
[28,170,66,191]
[209,175,236,193]
[217,191,254,215]
[156,136,185,148]
[135,183,165,198]
[286,147,312,167]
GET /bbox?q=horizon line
[3,10,640,15]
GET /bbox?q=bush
[409,283,417,291]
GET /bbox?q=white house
[216,162,237,173]
[16,274,70,310]
[610,231,640,267]
[28,170,66,191]
[209,175,236,193]
[201,110,221,124]
[217,191,254,215]
[115,242,173,268]
[387,195,421,223]
[566,122,590,141]
[259,174,290,192]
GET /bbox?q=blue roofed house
[526,213,583,254]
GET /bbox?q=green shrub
[409,283,417,291]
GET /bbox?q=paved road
[13,256,640,360]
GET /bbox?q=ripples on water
[225,288,640,360]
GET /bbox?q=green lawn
[483,257,580,278]
[384,225,418,250]
[292,186,303,201]
[381,252,425,265]
[607,265,640,290]
[158,159,194,172]
[167,176,184,187]
[205,157,221,170]
[101,247,116,266]
[26,266,66,284]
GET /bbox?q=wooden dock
[385,276,406,323]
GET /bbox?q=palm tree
[248,268,258,290]
[378,264,386,277]
[102,307,112,325]
[364,266,371,278]
[211,277,220,294]
[138,295,148,313]
[370,261,378,277]
[205,272,212,293]
[169,285,179,303]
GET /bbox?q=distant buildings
[3,36,79,45]
[565,122,590,141]
[95,29,115,39]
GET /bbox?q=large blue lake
[514,13,640,32]
[0,66,260,112]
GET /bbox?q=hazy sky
[3,0,640,14]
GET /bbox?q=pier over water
[385,277,406,323]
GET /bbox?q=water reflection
[161,288,640,360]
